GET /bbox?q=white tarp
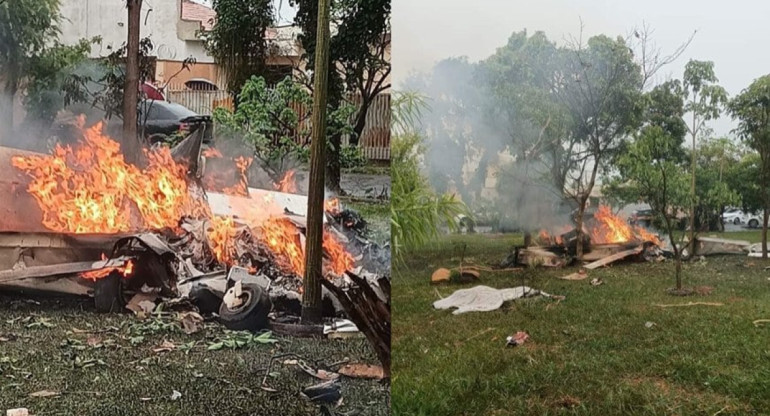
[433,285,557,315]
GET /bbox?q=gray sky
[393,0,770,136]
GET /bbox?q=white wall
[58,0,215,63]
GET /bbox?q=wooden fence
[164,86,390,161]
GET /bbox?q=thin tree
[122,0,142,162]
[729,75,770,258]
[681,60,727,255]
[301,0,331,324]
[0,0,60,144]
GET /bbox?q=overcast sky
[393,0,770,137]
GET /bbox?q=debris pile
[0,122,390,338]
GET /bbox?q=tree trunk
[575,198,587,260]
[350,97,370,147]
[763,208,768,259]
[325,131,343,194]
[122,0,142,164]
[0,83,15,145]
[688,122,697,256]
[675,253,682,290]
[301,0,331,325]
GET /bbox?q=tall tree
[205,0,274,96]
[301,0,332,325]
[681,60,727,252]
[555,34,644,259]
[729,75,770,257]
[292,0,390,193]
[610,81,690,292]
[0,0,61,143]
[122,0,142,162]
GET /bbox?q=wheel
[94,271,124,313]
[189,284,223,315]
[218,283,272,331]
[749,219,760,228]
[734,217,741,225]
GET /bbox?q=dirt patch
[694,286,714,296]
[623,376,750,413]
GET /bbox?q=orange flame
[590,205,661,246]
[323,232,355,275]
[274,170,297,194]
[80,256,135,281]
[590,205,635,244]
[11,122,208,234]
[222,156,253,196]
[324,198,341,215]
[262,217,305,276]
[207,216,237,264]
[202,148,223,158]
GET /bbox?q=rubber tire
[189,284,223,315]
[218,283,272,331]
[749,219,759,228]
[734,217,741,225]
[94,271,124,313]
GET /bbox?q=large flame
[13,122,356,279]
[590,205,635,244]
[11,122,208,233]
[274,170,297,194]
[537,205,662,247]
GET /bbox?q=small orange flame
[262,217,305,275]
[80,256,135,281]
[324,198,341,215]
[202,148,223,158]
[222,156,252,196]
[207,216,237,264]
[274,170,297,194]
[323,232,355,275]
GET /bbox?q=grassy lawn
[0,295,388,415]
[393,233,770,415]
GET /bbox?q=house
[57,0,301,88]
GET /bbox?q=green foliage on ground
[0,296,387,415]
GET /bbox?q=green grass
[0,296,388,415]
[393,233,770,415]
[347,201,390,244]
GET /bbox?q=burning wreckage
[502,205,669,269]
[0,122,390,337]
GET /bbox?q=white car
[722,209,762,228]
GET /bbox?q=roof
[181,0,216,31]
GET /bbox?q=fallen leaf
[337,363,385,380]
[170,390,182,401]
[29,389,60,398]
[87,336,102,347]
[153,340,176,353]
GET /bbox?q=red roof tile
[181,0,216,31]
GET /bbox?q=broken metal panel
[0,147,49,233]
[0,275,92,296]
[693,237,750,256]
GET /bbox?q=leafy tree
[729,74,770,257]
[0,0,61,142]
[726,152,762,215]
[391,92,466,261]
[609,81,690,291]
[23,38,96,127]
[205,0,274,96]
[291,0,390,193]
[682,60,728,251]
[213,76,353,183]
[694,137,741,231]
[555,34,644,259]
